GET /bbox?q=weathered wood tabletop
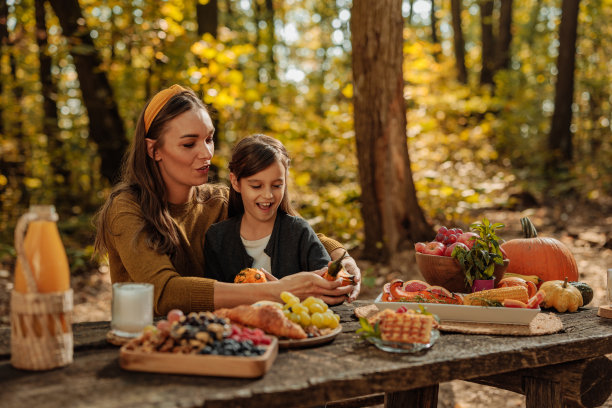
[1,302,611,408]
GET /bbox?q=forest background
[1,1,611,406]
[0,0,611,281]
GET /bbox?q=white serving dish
[374,294,540,325]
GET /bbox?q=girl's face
[146,108,215,204]
[230,160,286,227]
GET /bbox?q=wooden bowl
[415,252,510,293]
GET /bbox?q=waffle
[379,313,434,344]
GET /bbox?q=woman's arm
[213,269,352,309]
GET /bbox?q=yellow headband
[144,84,188,132]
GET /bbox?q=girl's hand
[342,256,361,302]
[277,271,352,305]
[329,248,362,302]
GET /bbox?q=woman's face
[147,108,215,204]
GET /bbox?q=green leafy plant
[452,218,505,287]
[356,317,381,340]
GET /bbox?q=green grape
[307,302,325,314]
[298,311,311,326]
[302,296,316,308]
[322,313,334,327]
[327,317,339,329]
[333,313,341,323]
[283,303,293,311]
[291,303,308,314]
[311,312,325,329]
[281,291,299,305]
[289,313,301,324]
[283,309,291,318]
[314,298,328,312]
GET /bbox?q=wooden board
[119,337,278,378]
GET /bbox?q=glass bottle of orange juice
[14,205,70,335]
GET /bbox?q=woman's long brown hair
[94,89,210,264]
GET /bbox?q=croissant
[215,305,307,339]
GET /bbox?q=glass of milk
[111,283,154,338]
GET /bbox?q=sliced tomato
[525,281,538,298]
[503,299,528,308]
[526,290,546,309]
[427,285,453,298]
[402,279,431,292]
[452,293,464,305]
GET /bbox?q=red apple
[422,241,445,256]
[415,242,427,253]
[457,232,479,249]
[443,242,469,257]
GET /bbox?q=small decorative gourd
[540,278,583,313]
[234,268,267,283]
[501,217,579,282]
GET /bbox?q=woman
[94,85,361,316]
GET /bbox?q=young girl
[204,134,331,282]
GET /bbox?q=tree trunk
[548,0,580,163]
[264,0,277,83]
[450,0,467,84]
[430,0,439,45]
[197,0,218,37]
[407,0,415,25]
[351,0,432,262]
[479,0,495,86]
[0,0,7,135]
[36,0,70,197]
[48,0,127,184]
[497,0,513,70]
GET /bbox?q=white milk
[111,283,154,337]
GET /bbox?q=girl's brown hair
[228,134,297,218]
[94,88,211,264]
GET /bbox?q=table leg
[384,384,439,408]
[524,376,563,408]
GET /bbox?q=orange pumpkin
[234,268,267,283]
[501,217,578,283]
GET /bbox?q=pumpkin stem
[520,217,538,239]
[562,277,568,288]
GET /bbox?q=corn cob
[379,313,434,344]
[463,286,529,306]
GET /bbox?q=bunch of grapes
[280,291,340,330]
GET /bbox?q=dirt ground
[1,202,611,407]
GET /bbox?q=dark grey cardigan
[203,211,331,282]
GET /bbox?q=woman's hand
[277,270,352,305]
[330,248,362,302]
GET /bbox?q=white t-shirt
[241,235,272,274]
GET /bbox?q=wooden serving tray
[119,337,278,378]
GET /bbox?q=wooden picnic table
[1,302,611,408]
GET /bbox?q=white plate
[374,294,539,325]
[278,325,342,349]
